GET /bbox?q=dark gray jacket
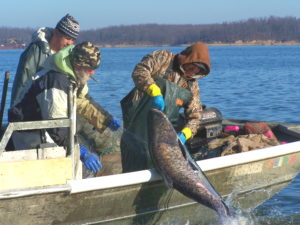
[11,27,54,106]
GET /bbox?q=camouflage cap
[70,42,101,70]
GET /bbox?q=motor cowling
[187,107,223,153]
[197,107,223,138]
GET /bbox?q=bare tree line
[0,16,299,47]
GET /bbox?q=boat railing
[0,119,71,152]
[0,83,77,179]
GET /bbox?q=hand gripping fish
[147,109,236,219]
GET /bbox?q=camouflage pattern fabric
[131,44,210,136]
[76,92,112,134]
[72,44,112,133]
[71,42,100,69]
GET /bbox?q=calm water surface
[0,45,299,224]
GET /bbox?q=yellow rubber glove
[146,83,162,97]
[181,127,192,140]
[146,84,165,111]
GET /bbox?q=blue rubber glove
[109,117,122,131]
[152,95,165,111]
[80,145,102,173]
[178,132,187,145]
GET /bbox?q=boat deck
[0,119,299,225]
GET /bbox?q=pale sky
[0,0,299,30]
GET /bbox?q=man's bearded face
[75,68,94,85]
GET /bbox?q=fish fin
[178,139,201,171]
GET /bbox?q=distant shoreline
[96,41,300,48]
[1,41,300,50]
[208,40,300,46]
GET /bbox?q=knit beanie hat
[56,14,80,40]
[70,42,101,70]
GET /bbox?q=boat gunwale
[1,140,299,199]
[0,184,71,199]
[199,140,300,171]
[68,140,300,193]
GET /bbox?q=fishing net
[77,115,123,177]
[192,122,281,160]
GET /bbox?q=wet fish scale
[148,109,233,218]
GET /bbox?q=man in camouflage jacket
[132,42,211,143]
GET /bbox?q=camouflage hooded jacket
[132,42,211,136]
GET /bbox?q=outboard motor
[197,107,223,138]
[187,107,223,153]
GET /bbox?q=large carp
[147,108,235,218]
